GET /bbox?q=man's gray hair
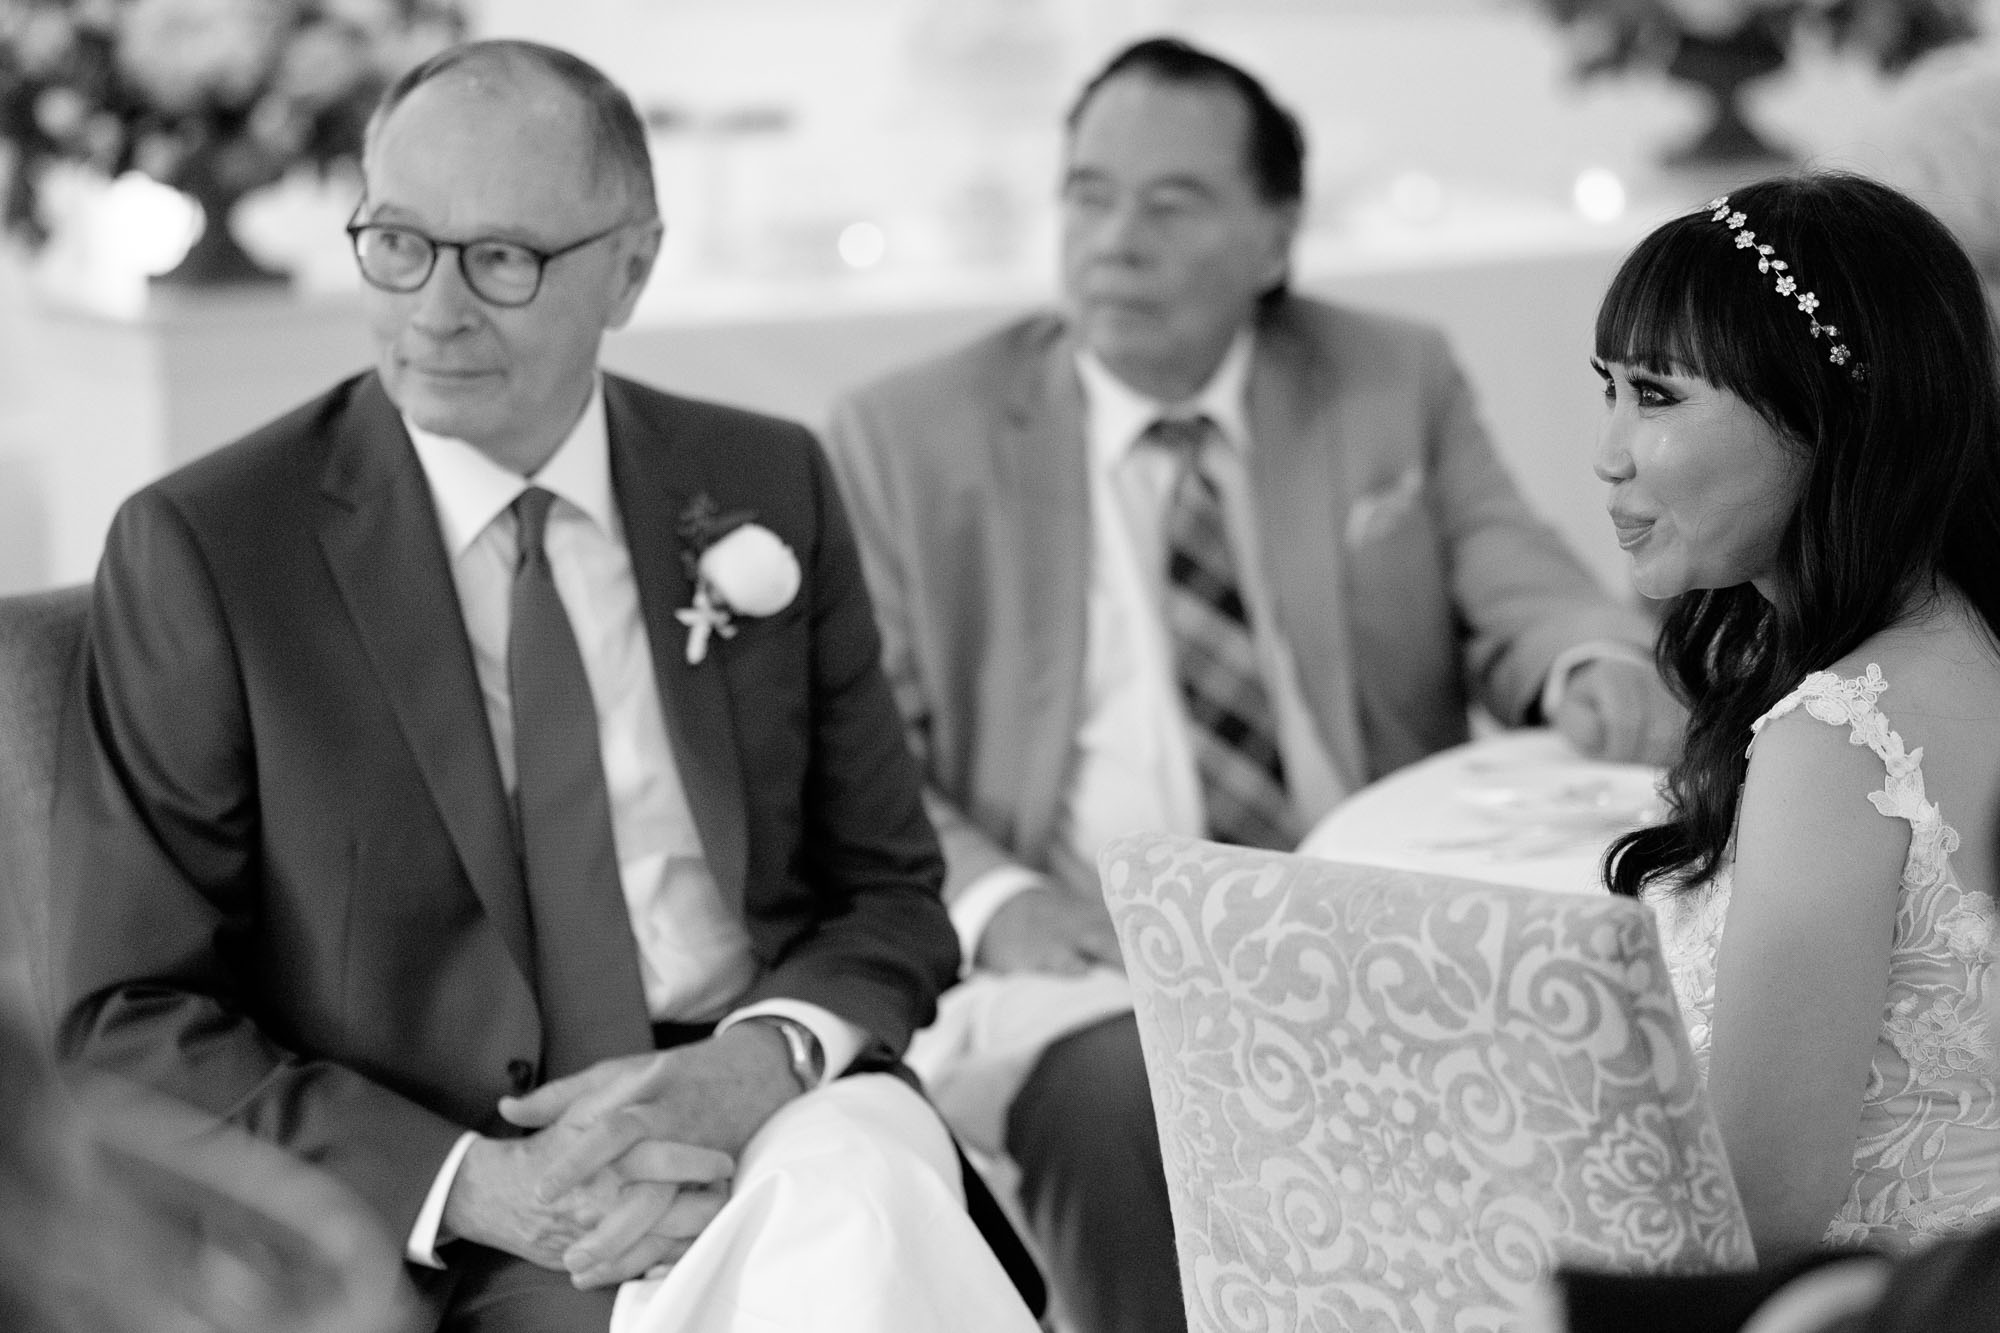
[364,39,658,219]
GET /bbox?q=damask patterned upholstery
[1099,832,1755,1333]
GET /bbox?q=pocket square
[1344,467,1425,548]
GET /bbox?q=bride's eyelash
[1590,360,1681,409]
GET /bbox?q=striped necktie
[1147,416,1298,851]
[508,486,652,1078]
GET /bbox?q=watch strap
[742,1014,825,1091]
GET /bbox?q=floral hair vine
[1705,196,1867,383]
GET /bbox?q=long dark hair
[1601,172,2000,897]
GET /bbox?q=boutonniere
[674,493,802,665]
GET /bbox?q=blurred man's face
[358,65,658,473]
[1059,72,1297,403]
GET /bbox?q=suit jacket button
[506,1059,536,1093]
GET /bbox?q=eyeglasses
[345,211,637,307]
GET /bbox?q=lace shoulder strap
[1749,665,1960,886]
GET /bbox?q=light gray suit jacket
[826,296,1653,905]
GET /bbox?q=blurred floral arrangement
[1533,1,1980,161]
[1536,0,1979,77]
[0,0,463,276]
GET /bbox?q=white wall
[469,0,2000,235]
[9,0,2000,594]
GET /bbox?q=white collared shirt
[950,332,1347,955]
[402,382,859,1263]
[410,386,765,1024]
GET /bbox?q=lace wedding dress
[1647,666,2000,1253]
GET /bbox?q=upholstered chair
[1,585,417,1330]
[0,585,92,1038]
[1099,832,1754,1333]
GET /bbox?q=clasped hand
[1551,656,1685,767]
[976,884,1122,975]
[442,1024,800,1289]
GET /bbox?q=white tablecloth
[1297,728,1666,895]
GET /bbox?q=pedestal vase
[151,157,289,292]
[1663,27,1794,168]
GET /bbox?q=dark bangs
[1593,212,1811,442]
[1599,172,2000,900]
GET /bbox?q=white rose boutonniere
[674,494,802,665]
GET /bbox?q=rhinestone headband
[1706,196,1865,382]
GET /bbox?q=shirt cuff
[1538,639,1655,724]
[949,865,1050,977]
[719,999,866,1086]
[406,1130,479,1268]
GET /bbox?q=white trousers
[608,1074,1040,1333]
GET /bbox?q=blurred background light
[1571,168,1628,224]
[837,219,888,270]
[105,172,202,278]
[1386,171,1446,224]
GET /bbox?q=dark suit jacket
[826,296,1655,906]
[1551,1220,2000,1333]
[52,371,957,1297]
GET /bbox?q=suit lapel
[1246,309,1372,795]
[315,375,535,984]
[998,333,1091,853]
[604,379,750,913]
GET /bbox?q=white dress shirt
[949,331,1347,957]
[401,382,861,1263]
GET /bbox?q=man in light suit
[826,36,1678,1333]
[53,40,1038,1333]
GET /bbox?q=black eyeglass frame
[344,208,640,307]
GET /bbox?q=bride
[1590,172,2000,1260]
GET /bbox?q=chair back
[1099,832,1754,1333]
[0,585,92,1039]
[2,1001,413,1333]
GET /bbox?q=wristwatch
[740,1014,825,1092]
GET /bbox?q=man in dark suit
[826,36,1678,1333]
[53,39,1036,1333]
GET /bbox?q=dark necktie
[508,487,651,1078]
[1148,416,1298,851]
